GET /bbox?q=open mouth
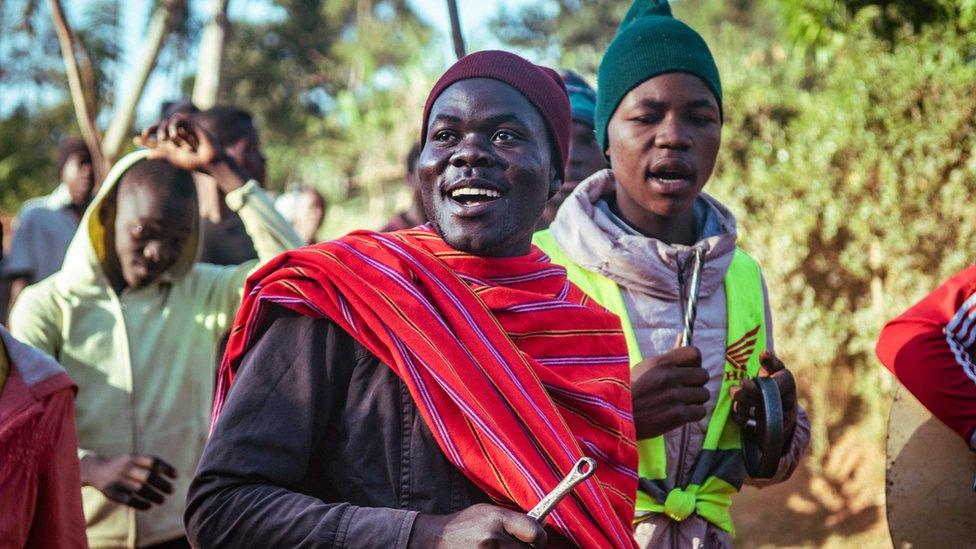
[444,178,506,213]
[647,158,695,192]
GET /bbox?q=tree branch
[191,0,231,109]
[446,0,466,60]
[101,1,176,164]
[48,0,107,181]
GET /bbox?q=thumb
[758,350,784,376]
[672,332,682,350]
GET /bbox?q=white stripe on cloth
[945,292,976,386]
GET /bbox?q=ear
[548,161,561,199]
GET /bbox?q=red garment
[0,367,87,548]
[876,266,976,446]
[214,228,638,548]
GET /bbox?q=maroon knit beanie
[421,50,572,181]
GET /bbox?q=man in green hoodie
[9,116,303,548]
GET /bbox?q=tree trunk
[48,0,107,182]
[446,0,465,60]
[101,2,175,165]
[192,0,231,109]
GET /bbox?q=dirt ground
[732,410,892,547]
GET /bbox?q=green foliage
[0,102,77,213]
[492,0,629,76]
[217,0,437,211]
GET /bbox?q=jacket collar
[548,169,740,301]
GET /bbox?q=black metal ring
[742,376,784,479]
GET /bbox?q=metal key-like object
[680,247,705,347]
[527,457,597,524]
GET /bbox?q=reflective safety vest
[534,230,766,535]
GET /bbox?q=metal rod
[527,457,597,524]
[680,247,704,347]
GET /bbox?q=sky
[56,0,538,126]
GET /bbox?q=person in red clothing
[876,266,976,450]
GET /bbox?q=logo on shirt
[724,325,761,382]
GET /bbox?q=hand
[409,503,547,548]
[135,115,248,193]
[729,350,798,454]
[80,453,177,511]
[630,345,710,439]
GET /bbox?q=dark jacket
[184,306,490,548]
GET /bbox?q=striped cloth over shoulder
[213,226,639,548]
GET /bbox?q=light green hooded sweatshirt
[10,150,304,548]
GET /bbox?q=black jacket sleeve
[184,307,418,548]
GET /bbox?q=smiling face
[418,78,559,257]
[606,72,721,228]
[108,168,197,290]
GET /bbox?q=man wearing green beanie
[534,1,810,546]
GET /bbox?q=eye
[493,129,518,142]
[433,130,458,144]
[690,114,717,126]
[632,112,663,125]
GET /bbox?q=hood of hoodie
[548,169,739,301]
[53,150,200,297]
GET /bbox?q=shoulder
[9,278,62,329]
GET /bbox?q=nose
[450,135,495,168]
[656,115,692,150]
[143,241,163,264]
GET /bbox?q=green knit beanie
[595,0,722,152]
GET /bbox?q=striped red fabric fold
[212,227,638,547]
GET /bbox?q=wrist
[79,453,103,487]
[408,513,447,548]
[208,155,249,194]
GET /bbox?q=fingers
[500,511,547,547]
[667,345,702,368]
[672,364,708,387]
[151,456,179,479]
[675,386,710,406]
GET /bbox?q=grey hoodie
[549,170,810,548]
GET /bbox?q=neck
[612,187,697,246]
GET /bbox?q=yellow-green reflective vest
[534,230,766,535]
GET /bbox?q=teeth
[451,187,501,199]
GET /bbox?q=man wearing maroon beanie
[185,50,639,548]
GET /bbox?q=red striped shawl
[213,228,638,547]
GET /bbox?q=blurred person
[381,142,426,231]
[185,50,638,549]
[2,137,95,308]
[537,70,607,229]
[274,185,328,245]
[534,2,810,546]
[0,223,87,548]
[9,116,302,548]
[877,268,976,452]
[190,106,267,265]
